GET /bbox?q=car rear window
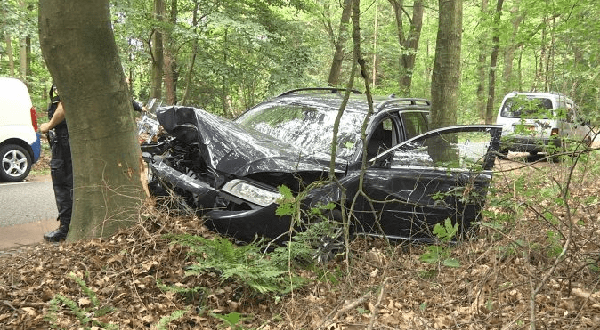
[500,97,553,118]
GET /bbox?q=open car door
[350,125,502,240]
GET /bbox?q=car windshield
[500,97,553,119]
[236,102,365,158]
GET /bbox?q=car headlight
[221,179,282,207]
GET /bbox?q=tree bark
[4,33,15,77]
[181,0,200,105]
[475,0,488,121]
[39,0,147,241]
[150,0,165,99]
[19,37,28,82]
[389,0,424,95]
[501,0,523,95]
[164,0,178,105]
[484,0,504,125]
[430,0,462,129]
[327,0,353,86]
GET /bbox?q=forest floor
[2,147,600,329]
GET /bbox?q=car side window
[391,130,494,170]
[367,118,394,160]
[401,112,428,140]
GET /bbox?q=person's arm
[39,102,66,134]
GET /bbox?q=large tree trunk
[327,0,352,86]
[484,0,504,125]
[39,0,147,241]
[150,0,165,99]
[430,0,462,129]
[389,0,424,95]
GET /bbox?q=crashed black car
[141,88,502,242]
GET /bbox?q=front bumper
[206,204,292,242]
[500,135,560,153]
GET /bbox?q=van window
[500,97,553,119]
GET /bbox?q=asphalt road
[0,179,57,227]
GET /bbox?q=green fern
[45,273,118,330]
[167,235,304,294]
[155,308,189,330]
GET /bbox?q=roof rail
[375,98,431,112]
[278,87,362,97]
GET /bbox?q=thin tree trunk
[484,0,504,125]
[164,0,178,105]
[150,0,165,99]
[475,0,489,121]
[39,0,147,241]
[372,0,378,87]
[19,37,28,82]
[401,0,424,94]
[502,0,523,95]
[327,0,353,86]
[430,0,462,129]
[182,0,200,105]
[4,34,15,77]
[389,0,424,95]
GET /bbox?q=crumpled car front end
[142,106,341,241]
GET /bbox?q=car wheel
[0,144,32,182]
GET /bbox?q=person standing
[39,85,73,242]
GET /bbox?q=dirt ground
[2,148,600,329]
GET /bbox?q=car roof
[504,92,574,102]
[254,88,431,116]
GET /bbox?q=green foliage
[210,311,251,330]
[155,309,190,330]
[275,185,297,218]
[167,234,306,295]
[546,231,564,257]
[45,272,117,330]
[419,219,460,268]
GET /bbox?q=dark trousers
[50,132,73,228]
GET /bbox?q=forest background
[3,1,600,328]
[2,0,599,123]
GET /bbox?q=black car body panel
[156,106,344,177]
[142,90,501,242]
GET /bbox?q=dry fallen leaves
[2,158,600,329]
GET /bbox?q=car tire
[0,144,32,182]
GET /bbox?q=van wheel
[0,144,32,182]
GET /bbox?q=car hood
[156,106,345,176]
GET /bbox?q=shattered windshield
[236,102,365,158]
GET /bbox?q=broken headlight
[221,179,282,207]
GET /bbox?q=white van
[0,77,41,181]
[496,92,592,156]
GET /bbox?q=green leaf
[442,258,461,268]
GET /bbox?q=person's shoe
[44,226,68,242]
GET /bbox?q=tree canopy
[2,0,598,123]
